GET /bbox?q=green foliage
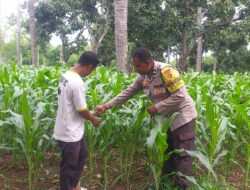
[39,45,61,66]
[35,0,88,61]
[147,115,176,190]
[204,17,250,72]
[0,65,249,189]
[35,0,113,62]
[128,0,173,61]
[1,0,250,72]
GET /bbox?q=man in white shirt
[54,51,100,190]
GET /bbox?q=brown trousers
[57,136,88,190]
[162,119,196,188]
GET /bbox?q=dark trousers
[162,119,196,188]
[57,136,88,190]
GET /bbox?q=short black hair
[132,48,153,62]
[78,51,99,66]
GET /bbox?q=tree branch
[65,26,87,46]
[97,8,110,46]
[187,6,248,54]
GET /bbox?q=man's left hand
[147,105,157,116]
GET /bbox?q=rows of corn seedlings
[0,64,249,190]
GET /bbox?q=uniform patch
[161,66,185,93]
[142,78,153,87]
[153,86,165,95]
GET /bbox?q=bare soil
[0,151,247,190]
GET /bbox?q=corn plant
[0,66,25,163]
[85,123,97,188]
[194,95,228,179]
[95,115,115,190]
[112,105,148,188]
[146,114,177,190]
[240,103,250,188]
[0,92,52,190]
[1,64,250,189]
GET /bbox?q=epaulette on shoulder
[158,62,172,70]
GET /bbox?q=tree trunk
[91,41,98,54]
[0,0,3,64]
[90,7,110,55]
[114,0,129,74]
[167,45,171,64]
[37,50,39,66]
[175,54,178,66]
[213,57,217,72]
[178,0,192,72]
[60,34,66,63]
[28,0,37,67]
[17,0,22,66]
[179,31,188,72]
[196,7,203,72]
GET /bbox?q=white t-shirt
[53,70,88,142]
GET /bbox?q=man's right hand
[90,116,100,127]
[94,104,107,116]
[79,110,101,127]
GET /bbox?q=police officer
[94,48,197,189]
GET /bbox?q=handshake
[87,104,109,127]
[89,104,158,127]
[93,104,109,116]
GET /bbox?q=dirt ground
[0,151,247,190]
[0,151,151,190]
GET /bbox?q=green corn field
[0,64,249,190]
